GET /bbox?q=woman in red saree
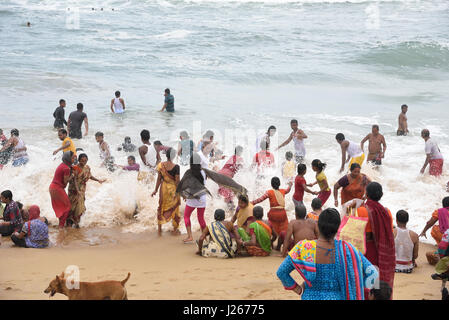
[49,151,76,229]
[251,177,292,250]
[151,148,181,236]
[218,146,244,205]
[333,163,371,207]
[364,182,395,299]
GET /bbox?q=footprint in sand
[5,287,12,291]
[130,284,137,287]
[154,282,160,285]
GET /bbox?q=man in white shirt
[420,129,444,176]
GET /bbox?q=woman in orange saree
[333,163,371,207]
[152,148,181,236]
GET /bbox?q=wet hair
[124,136,131,143]
[396,210,409,224]
[238,194,249,204]
[203,130,214,140]
[59,99,65,104]
[311,198,323,211]
[311,159,326,172]
[128,155,136,162]
[165,148,176,161]
[1,190,13,200]
[214,209,225,221]
[180,130,189,139]
[267,125,276,133]
[285,151,293,161]
[295,205,307,219]
[350,163,361,172]
[165,88,170,94]
[95,131,104,138]
[318,208,341,240]
[253,206,264,220]
[58,129,67,135]
[335,133,345,142]
[154,141,162,146]
[115,91,120,97]
[190,153,204,185]
[260,140,269,151]
[78,153,88,162]
[366,182,383,202]
[76,103,83,110]
[421,129,430,138]
[291,119,298,125]
[370,281,392,300]
[372,125,379,131]
[140,129,150,141]
[442,196,449,208]
[11,129,19,136]
[401,104,408,110]
[271,177,281,190]
[235,146,243,156]
[297,164,306,175]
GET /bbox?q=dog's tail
[121,272,131,286]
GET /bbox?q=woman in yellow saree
[152,148,181,236]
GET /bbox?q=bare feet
[171,229,181,236]
[183,237,193,243]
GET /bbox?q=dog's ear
[56,275,60,281]
[59,271,65,278]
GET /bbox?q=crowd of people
[1,100,449,300]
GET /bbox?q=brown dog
[44,272,130,300]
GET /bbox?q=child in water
[293,164,318,207]
[117,136,136,152]
[116,155,140,171]
[307,159,331,206]
[282,151,296,182]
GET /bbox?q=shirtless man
[282,205,319,257]
[397,104,409,136]
[361,125,387,165]
[110,91,125,114]
[277,119,308,164]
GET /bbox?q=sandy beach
[0,227,443,300]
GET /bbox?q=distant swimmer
[67,103,88,139]
[420,129,444,176]
[160,88,174,112]
[336,133,365,173]
[277,119,307,164]
[26,22,31,27]
[53,99,67,129]
[111,91,125,114]
[117,136,136,152]
[53,129,76,157]
[361,125,387,166]
[397,104,409,136]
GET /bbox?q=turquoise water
[0,0,448,237]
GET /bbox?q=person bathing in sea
[53,99,67,129]
[308,159,331,206]
[420,129,444,177]
[95,132,115,172]
[397,104,409,136]
[53,129,76,158]
[117,136,136,152]
[277,119,307,164]
[336,133,365,173]
[361,125,387,166]
[116,155,140,171]
[111,90,125,114]
[1,129,29,167]
[282,151,296,182]
[160,88,174,112]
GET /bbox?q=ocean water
[0,0,449,241]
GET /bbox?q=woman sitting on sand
[419,196,449,245]
[67,153,105,228]
[231,195,255,229]
[333,163,371,209]
[152,148,181,236]
[240,206,276,257]
[276,208,379,300]
[251,177,292,250]
[218,146,244,208]
[11,205,49,248]
[49,151,76,229]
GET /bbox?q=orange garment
[252,188,290,235]
[431,210,443,244]
[256,220,272,238]
[357,205,393,233]
[341,174,366,204]
[307,212,319,221]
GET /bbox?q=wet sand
[0,227,443,300]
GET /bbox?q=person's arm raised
[276,132,293,151]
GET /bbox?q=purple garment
[22,219,49,248]
[123,163,140,171]
[438,207,449,234]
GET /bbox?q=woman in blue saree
[276,208,379,300]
